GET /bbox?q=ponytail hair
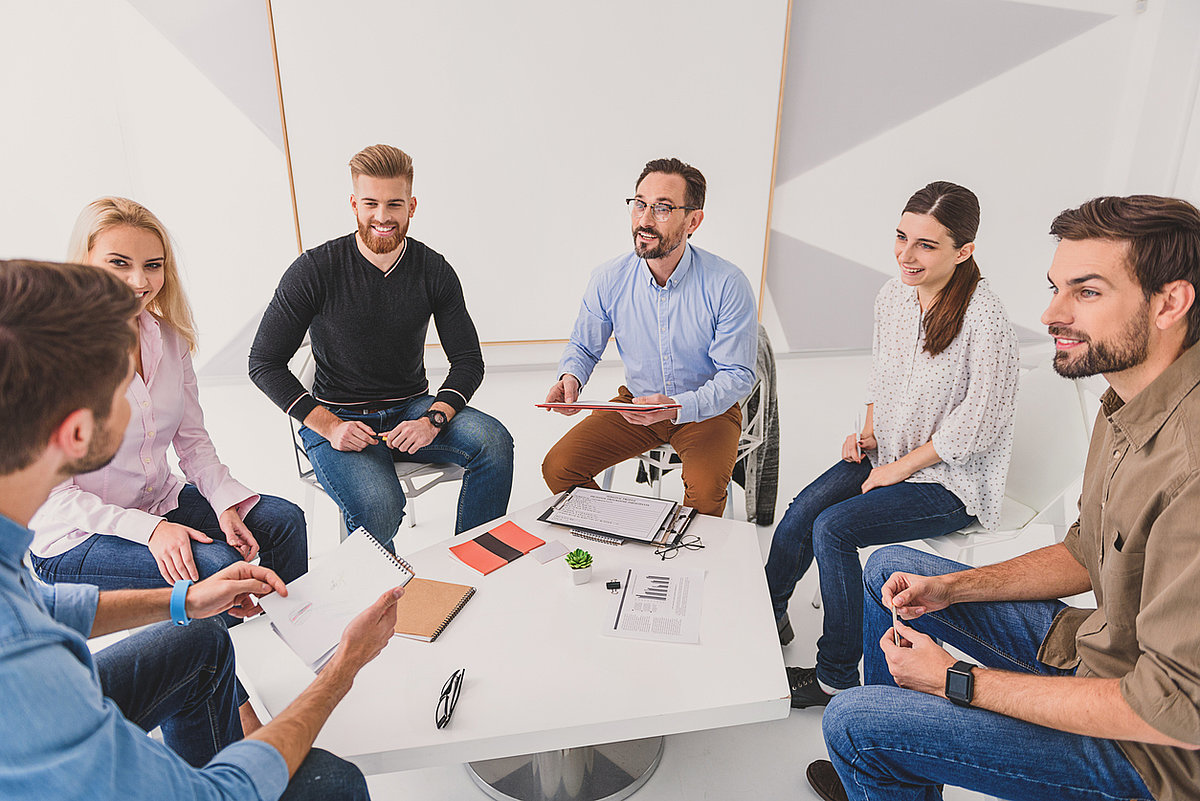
[903,181,981,357]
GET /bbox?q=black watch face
[946,669,972,700]
[427,410,447,427]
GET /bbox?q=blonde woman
[30,197,307,603]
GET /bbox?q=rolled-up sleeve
[35,579,99,637]
[1118,476,1200,745]
[0,635,289,800]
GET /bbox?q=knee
[863,545,927,598]
[541,440,579,489]
[192,542,242,579]
[353,493,405,545]
[182,616,233,667]
[810,508,847,554]
[292,748,369,800]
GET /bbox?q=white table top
[231,498,790,775]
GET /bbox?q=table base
[466,736,665,801]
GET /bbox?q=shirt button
[146,486,154,492]
[1112,449,1119,459]
[143,458,151,464]
[147,431,154,438]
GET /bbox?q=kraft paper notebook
[448,520,545,575]
[393,577,477,642]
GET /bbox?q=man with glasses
[250,144,514,547]
[541,157,757,516]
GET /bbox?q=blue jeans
[300,398,514,544]
[32,486,309,591]
[97,618,368,798]
[820,545,1151,801]
[764,459,974,689]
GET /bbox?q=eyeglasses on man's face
[626,198,700,223]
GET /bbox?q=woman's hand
[219,507,259,562]
[841,431,879,462]
[148,521,213,583]
[861,461,911,493]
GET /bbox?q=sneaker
[806,760,848,801]
[777,611,795,646]
[787,666,833,709]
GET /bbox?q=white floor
[198,350,1057,801]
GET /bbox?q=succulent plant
[565,548,593,570]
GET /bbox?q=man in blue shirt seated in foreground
[542,157,757,516]
[0,259,404,800]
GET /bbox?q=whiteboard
[272,1,787,344]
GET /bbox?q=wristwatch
[421,408,448,429]
[945,660,976,707]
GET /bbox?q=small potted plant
[565,548,593,585]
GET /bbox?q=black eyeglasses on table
[436,668,465,729]
[654,534,704,561]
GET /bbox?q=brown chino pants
[541,386,742,516]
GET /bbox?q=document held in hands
[536,401,681,413]
[259,528,415,671]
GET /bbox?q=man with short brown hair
[250,144,513,544]
[541,157,757,515]
[808,196,1200,801]
[0,259,401,800]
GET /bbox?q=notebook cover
[449,539,509,574]
[488,520,545,554]
[393,577,476,641]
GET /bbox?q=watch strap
[170,579,193,626]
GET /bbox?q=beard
[63,416,121,475]
[633,226,685,260]
[1050,312,1150,379]
[357,219,404,255]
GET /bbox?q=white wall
[271,1,787,346]
[762,0,1200,353]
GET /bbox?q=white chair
[812,364,1092,608]
[288,343,463,540]
[599,378,767,519]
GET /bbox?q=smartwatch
[170,579,193,627]
[422,409,448,429]
[945,660,976,707]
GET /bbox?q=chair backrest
[288,342,316,481]
[1003,366,1090,516]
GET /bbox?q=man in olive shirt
[807,196,1200,801]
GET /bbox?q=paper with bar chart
[607,566,704,643]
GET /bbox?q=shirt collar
[1103,341,1200,450]
[138,310,164,383]
[0,512,34,572]
[641,243,694,288]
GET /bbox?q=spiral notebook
[393,578,476,642]
[260,527,415,671]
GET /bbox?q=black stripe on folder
[473,532,524,562]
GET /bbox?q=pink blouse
[30,312,258,558]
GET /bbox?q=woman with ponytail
[766,181,1019,710]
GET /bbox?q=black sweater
[249,234,484,422]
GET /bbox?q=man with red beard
[807,195,1200,801]
[541,157,757,516]
[250,144,513,547]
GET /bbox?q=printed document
[543,487,676,542]
[606,566,704,644]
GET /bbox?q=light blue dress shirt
[0,513,288,800]
[558,244,757,424]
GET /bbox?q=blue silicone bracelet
[170,579,193,626]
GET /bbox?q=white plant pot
[571,565,592,585]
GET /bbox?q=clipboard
[538,487,695,547]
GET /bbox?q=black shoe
[787,666,833,709]
[806,760,848,801]
[777,611,795,646]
